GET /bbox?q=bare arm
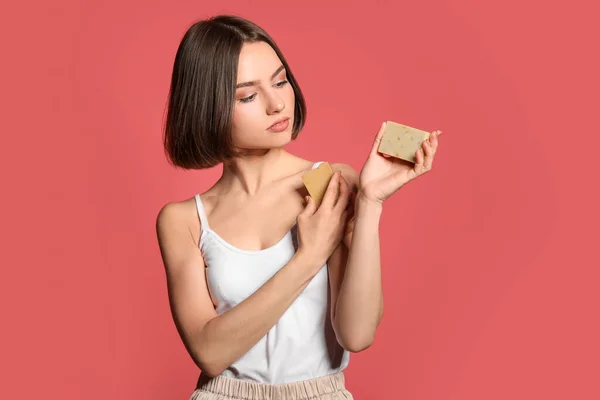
[156,177,348,377]
[156,203,319,377]
[327,163,384,352]
[328,125,441,352]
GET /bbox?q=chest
[205,191,304,253]
[201,224,329,311]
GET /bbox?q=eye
[239,93,257,103]
[238,80,288,104]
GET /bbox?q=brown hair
[163,15,307,169]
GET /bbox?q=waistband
[191,372,348,400]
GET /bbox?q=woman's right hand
[296,171,351,271]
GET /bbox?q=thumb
[300,195,317,217]
[370,121,387,156]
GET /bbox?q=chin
[238,138,292,155]
[276,131,293,146]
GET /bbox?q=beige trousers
[189,372,354,400]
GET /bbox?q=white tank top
[194,162,350,384]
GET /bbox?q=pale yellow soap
[301,162,334,207]
[378,121,431,163]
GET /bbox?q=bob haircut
[163,15,307,169]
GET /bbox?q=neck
[220,148,290,196]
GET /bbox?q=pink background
[2,0,599,399]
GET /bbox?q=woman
[156,15,442,400]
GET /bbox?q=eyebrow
[236,65,286,89]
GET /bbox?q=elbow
[193,343,228,378]
[336,329,376,353]
[196,353,228,377]
[343,336,375,353]
[333,315,378,353]
[199,362,226,378]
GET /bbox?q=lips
[268,117,290,129]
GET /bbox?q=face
[231,41,295,153]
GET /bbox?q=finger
[345,220,355,236]
[422,139,434,171]
[299,195,317,217]
[431,130,442,150]
[337,210,349,236]
[320,171,341,210]
[340,210,348,225]
[335,175,351,213]
[370,121,387,156]
[414,148,425,175]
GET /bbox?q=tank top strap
[312,161,325,170]
[194,194,210,232]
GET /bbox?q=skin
[156,41,442,377]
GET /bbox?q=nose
[266,90,285,115]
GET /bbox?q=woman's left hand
[359,122,442,204]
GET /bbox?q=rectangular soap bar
[378,121,431,163]
[301,162,334,207]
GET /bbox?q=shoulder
[156,200,186,226]
[330,162,359,191]
[156,197,200,242]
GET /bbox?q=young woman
[156,15,442,400]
